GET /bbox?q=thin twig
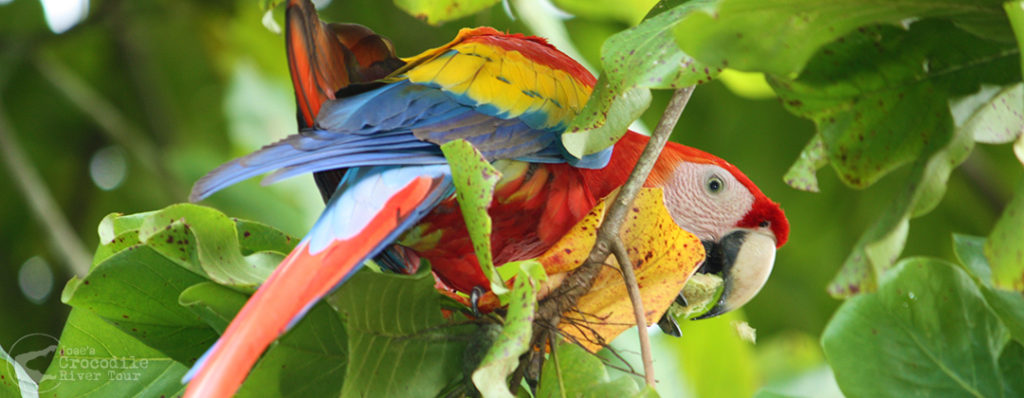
[611,238,655,386]
[32,53,185,200]
[533,86,695,385]
[109,1,178,148]
[0,102,92,276]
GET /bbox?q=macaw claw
[470,286,486,317]
[657,313,682,337]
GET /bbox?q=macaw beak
[693,229,777,320]
[656,229,777,336]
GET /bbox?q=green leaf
[97,211,152,245]
[986,180,1024,290]
[953,234,1024,345]
[393,0,500,25]
[93,211,150,266]
[1007,1,1024,80]
[62,246,217,365]
[176,282,350,398]
[472,261,542,398]
[782,134,828,192]
[538,342,604,398]
[38,309,188,397]
[981,289,1024,347]
[440,139,508,297]
[136,204,285,290]
[552,0,660,25]
[562,1,716,157]
[92,230,140,266]
[236,303,348,398]
[96,204,295,291]
[820,21,1020,296]
[956,84,1024,144]
[1,343,37,398]
[234,219,297,256]
[771,21,1017,189]
[538,342,650,398]
[754,333,843,398]
[327,270,473,398]
[178,281,249,333]
[822,259,1009,397]
[674,311,759,398]
[1016,133,1024,166]
[1000,341,1024,398]
[754,332,824,388]
[673,0,1009,77]
[953,234,993,282]
[562,82,652,158]
[1006,3,1024,165]
[66,204,298,367]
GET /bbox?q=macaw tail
[286,0,405,200]
[182,165,452,398]
[286,0,403,128]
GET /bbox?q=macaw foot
[470,286,486,317]
[657,314,682,337]
[675,292,689,307]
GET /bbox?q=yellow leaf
[537,188,705,352]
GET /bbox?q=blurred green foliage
[1,0,1023,397]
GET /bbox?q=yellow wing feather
[401,29,592,129]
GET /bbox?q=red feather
[183,175,439,397]
[416,131,788,295]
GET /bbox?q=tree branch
[532,86,695,386]
[0,101,92,276]
[33,53,185,200]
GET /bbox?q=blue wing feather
[189,78,607,202]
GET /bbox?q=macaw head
[662,142,788,315]
[608,136,789,333]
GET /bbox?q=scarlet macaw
[182,1,789,396]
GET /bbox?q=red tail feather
[183,174,441,397]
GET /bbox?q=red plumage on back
[415,130,788,298]
[458,29,596,86]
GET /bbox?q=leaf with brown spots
[759,21,1020,297]
[772,22,1017,190]
[441,139,508,298]
[672,0,1010,76]
[562,1,717,158]
[536,188,704,352]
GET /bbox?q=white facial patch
[661,163,755,242]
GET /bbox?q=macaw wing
[396,27,596,131]
[286,0,407,199]
[192,25,611,202]
[183,164,452,397]
[189,81,567,202]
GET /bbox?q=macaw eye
[706,176,724,194]
[759,220,770,228]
